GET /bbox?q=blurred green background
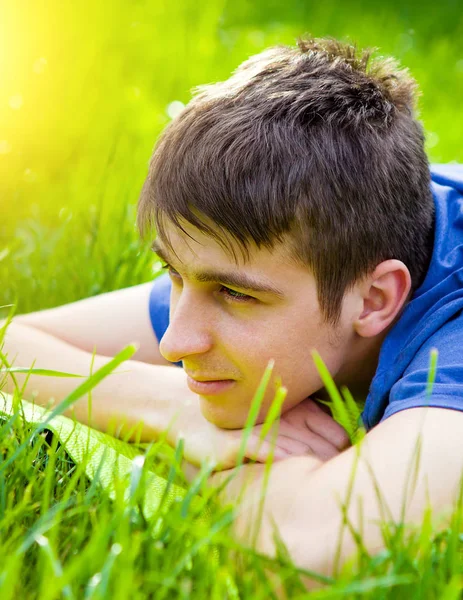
[1,0,462,315]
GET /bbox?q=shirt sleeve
[148,273,182,368]
[382,310,463,422]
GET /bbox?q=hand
[273,397,351,460]
[169,394,350,470]
[166,395,289,470]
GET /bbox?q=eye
[219,286,254,303]
[161,262,181,278]
[161,262,255,303]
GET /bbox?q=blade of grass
[256,385,287,443]
[0,367,85,378]
[426,348,439,397]
[235,359,275,468]
[251,386,287,547]
[340,385,365,444]
[311,350,355,438]
[35,534,75,600]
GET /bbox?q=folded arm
[211,406,463,582]
[0,319,192,438]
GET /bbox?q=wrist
[74,359,188,443]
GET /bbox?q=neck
[315,332,386,407]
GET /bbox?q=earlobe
[354,260,412,338]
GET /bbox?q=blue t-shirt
[149,164,463,430]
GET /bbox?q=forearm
[216,408,463,582]
[1,321,187,442]
[215,458,391,584]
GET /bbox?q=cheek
[262,317,340,399]
[237,320,315,395]
[230,319,286,365]
[219,305,341,387]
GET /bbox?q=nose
[159,288,214,364]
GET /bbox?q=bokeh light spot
[0,140,12,154]
[247,30,265,47]
[24,168,37,183]
[33,57,48,74]
[166,100,185,120]
[9,94,23,110]
[426,132,440,149]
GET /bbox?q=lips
[188,376,230,382]
[186,375,235,396]
[185,370,235,382]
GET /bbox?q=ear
[354,260,412,338]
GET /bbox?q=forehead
[155,216,290,266]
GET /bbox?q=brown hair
[138,37,434,327]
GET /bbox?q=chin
[200,397,269,429]
[199,398,247,429]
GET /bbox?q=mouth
[186,375,236,396]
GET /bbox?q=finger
[246,420,325,461]
[243,435,290,463]
[270,419,343,451]
[303,413,351,450]
[259,421,321,453]
[246,428,329,462]
[259,419,342,460]
[265,433,318,456]
[305,399,352,448]
[245,430,339,463]
[282,403,350,450]
[300,434,341,461]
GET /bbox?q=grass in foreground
[0,331,462,598]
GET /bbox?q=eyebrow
[151,240,285,298]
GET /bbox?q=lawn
[1,0,463,597]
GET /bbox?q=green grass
[1,0,463,596]
[1,331,463,598]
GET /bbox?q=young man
[3,37,463,579]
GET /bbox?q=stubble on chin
[199,397,243,429]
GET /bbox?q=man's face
[156,219,363,428]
